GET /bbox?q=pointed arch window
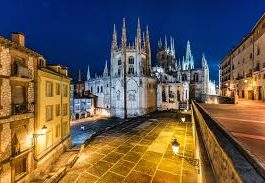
[129,56,134,65]
[118,59,122,65]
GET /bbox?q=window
[90,86,93,93]
[63,103,68,116]
[56,83,60,95]
[118,69,121,76]
[15,157,27,178]
[55,124,60,138]
[257,46,260,55]
[97,86,99,93]
[193,73,199,82]
[128,67,134,74]
[250,53,253,59]
[101,86,103,93]
[56,104,60,116]
[63,84,68,97]
[118,59,122,65]
[129,57,134,64]
[46,105,53,121]
[46,81,53,97]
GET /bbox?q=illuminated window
[63,84,68,97]
[15,157,27,178]
[56,83,60,95]
[46,81,53,97]
[55,124,60,138]
[56,104,60,116]
[46,105,53,121]
[63,103,68,116]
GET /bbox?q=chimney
[11,32,25,47]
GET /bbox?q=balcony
[11,64,33,81]
[11,103,34,115]
[254,64,260,72]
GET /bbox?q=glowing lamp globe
[41,125,47,134]
[181,117,186,122]
[172,139,180,155]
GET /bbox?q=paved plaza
[71,116,125,147]
[200,99,265,170]
[60,112,198,183]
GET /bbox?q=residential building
[0,32,71,183]
[34,62,71,176]
[220,12,265,101]
[0,32,36,183]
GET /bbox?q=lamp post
[171,139,199,166]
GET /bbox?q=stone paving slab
[60,112,198,183]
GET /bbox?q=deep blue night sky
[1,0,265,83]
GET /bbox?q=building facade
[86,19,157,118]
[71,70,95,120]
[220,13,265,101]
[0,33,36,183]
[0,33,71,183]
[34,63,71,176]
[83,19,216,117]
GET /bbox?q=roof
[0,36,43,57]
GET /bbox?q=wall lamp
[171,139,199,166]
[33,125,47,138]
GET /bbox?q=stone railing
[192,101,265,182]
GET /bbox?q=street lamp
[33,125,47,138]
[171,139,199,166]
[181,117,186,122]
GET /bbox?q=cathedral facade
[84,18,216,118]
[85,18,157,118]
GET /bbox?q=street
[70,116,126,147]
[61,112,198,183]
[200,99,265,170]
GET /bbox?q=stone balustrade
[192,101,265,183]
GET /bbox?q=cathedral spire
[136,17,141,51]
[121,18,127,48]
[103,60,108,77]
[185,40,194,70]
[78,69,82,82]
[87,65,90,81]
[145,25,151,75]
[158,38,162,48]
[164,35,168,49]
[112,24,118,50]
[202,53,208,68]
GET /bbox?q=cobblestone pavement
[71,116,125,147]
[61,112,198,183]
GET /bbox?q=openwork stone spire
[121,18,127,48]
[112,24,118,50]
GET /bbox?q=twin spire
[112,18,150,51]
